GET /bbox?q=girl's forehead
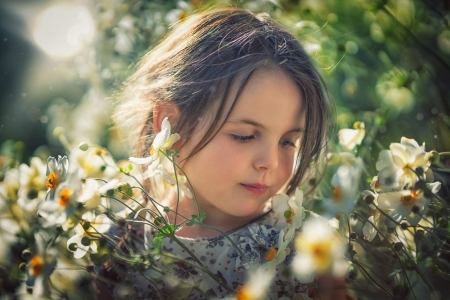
[224,69,304,128]
[192,67,304,136]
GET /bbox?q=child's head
[116,8,333,200]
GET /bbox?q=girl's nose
[253,142,279,171]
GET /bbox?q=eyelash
[231,135,296,148]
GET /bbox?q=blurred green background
[0,0,449,165]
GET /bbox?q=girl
[108,7,343,299]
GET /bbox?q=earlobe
[153,101,180,133]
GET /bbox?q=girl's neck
[160,189,271,238]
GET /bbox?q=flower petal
[129,156,153,165]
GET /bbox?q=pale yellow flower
[338,121,365,150]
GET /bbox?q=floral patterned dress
[106,210,312,299]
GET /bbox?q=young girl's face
[177,68,304,222]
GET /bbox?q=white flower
[370,176,381,192]
[338,121,365,150]
[292,218,346,282]
[361,190,387,242]
[377,182,441,226]
[236,267,273,300]
[0,168,19,201]
[45,156,69,200]
[272,188,305,231]
[129,117,180,173]
[145,160,192,199]
[70,146,118,179]
[77,178,101,210]
[17,157,47,212]
[38,170,82,227]
[263,229,291,272]
[323,158,362,217]
[67,212,110,258]
[376,137,432,190]
[25,233,57,298]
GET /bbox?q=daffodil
[376,137,432,190]
[292,218,346,282]
[338,121,365,150]
[129,117,180,172]
[377,182,441,226]
[67,211,110,258]
[45,156,69,200]
[272,188,305,231]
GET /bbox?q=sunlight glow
[32,4,95,58]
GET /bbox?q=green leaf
[185,212,206,226]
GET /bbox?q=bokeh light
[32,4,95,59]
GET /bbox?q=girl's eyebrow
[227,118,304,133]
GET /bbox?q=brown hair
[114,8,334,196]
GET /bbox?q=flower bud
[68,243,77,251]
[19,262,27,272]
[117,182,132,199]
[81,237,91,247]
[364,194,375,205]
[393,242,403,252]
[82,221,91,231]
[21,249,32,260]
[429,151,440,163]
[438,217,448,228]
[53,126,65,137]
[78,142,89,151]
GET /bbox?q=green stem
[353,260,395,299]
[393,248,417,300]
[401,249,439,300]
[172,157,181,226]
[163,153,200,215]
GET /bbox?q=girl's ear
[153,101,180,133]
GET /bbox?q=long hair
[114,8,335,197]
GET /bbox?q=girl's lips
[240,183,269,195]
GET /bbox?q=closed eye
[231,135,255,142]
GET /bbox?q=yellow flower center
[46,172,58,189]
[286,208,295,224]
[311,242,332,272]
[265,247,277,261]
[400,190,418,206]
[333,186,343,203]
[236,286,253,300]
[30,256,44,277]
[149,145,155,156]
[95,148,107,156]
[58,188,72,207]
